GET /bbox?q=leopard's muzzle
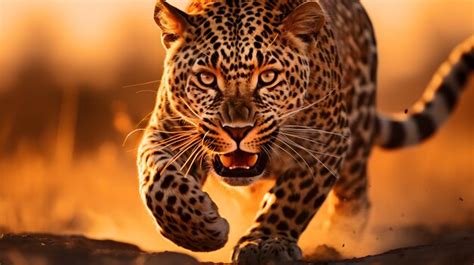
[213,149,268,178]
[211,124,269,185]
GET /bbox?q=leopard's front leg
[233,165,339,264]
[137,128,229,252]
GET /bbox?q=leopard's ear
[281,2,325,45]
[154,0,192,49]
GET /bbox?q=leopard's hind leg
[323,80,378,252]
[323,137,372,254]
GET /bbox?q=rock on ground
[0,233,473,265]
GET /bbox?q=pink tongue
[220,150,258,169]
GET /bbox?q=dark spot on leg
[295,210,309,225]
[161,175,174,189]
[282,206,296,218]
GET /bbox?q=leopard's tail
[375,36,474,149]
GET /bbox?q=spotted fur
[137,0,474,263]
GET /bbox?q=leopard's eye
[197,71,216,87]
[259,70,278,87]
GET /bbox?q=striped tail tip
[375,36,474,149]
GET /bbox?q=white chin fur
[210,168,263,186]
[220,176,261,186]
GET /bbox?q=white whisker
[181,132,209,172]
[184,147,205,178]
[122,128,146,147]
[154,133,196,150]
[279,131,328,147]
[159,116,185,122]
[200,138,215,168]
[274,137,313,174]
[161,137,200,175]
[169,135,199,151]
[280,136,339,180]
[281,135,341,159]
[281,126,349,139]
[122,80,161,89]
[278,88,337,120]
[136,90,158,94]
[152,129,198,135]
[181,143,201,172]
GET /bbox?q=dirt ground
[1,230,473,265]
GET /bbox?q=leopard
[136,0,474,264]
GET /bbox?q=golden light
[0,0,473,263]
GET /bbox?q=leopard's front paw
[232,235,302,265]
[157,191,229,252]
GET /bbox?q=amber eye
[259,70,278,87]
[197,71,216,87]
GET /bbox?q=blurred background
[0,0,473,262]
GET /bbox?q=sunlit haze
[0,0,473,262]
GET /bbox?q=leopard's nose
[222,100,254,124]
[223,126,253,143]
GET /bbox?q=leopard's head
[155,0,338,186]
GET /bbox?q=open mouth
[213,149,268,178]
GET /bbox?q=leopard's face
[157,1,326,186]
